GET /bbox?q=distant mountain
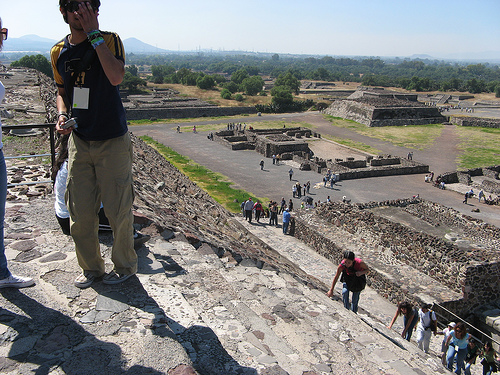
[123,38,170,54]
[2,35,170,55]
[409,54,435,60]
[3,34,58,53]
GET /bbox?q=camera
[61,117,78,130]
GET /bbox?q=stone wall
[370,157,401,167]
[292,199,500,314]
[126,106,257,120]
[438,166,500,195]
[325,98,446,127]
[451,116,500,129]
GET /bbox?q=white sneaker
[0,274,35,289]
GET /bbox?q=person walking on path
[279,197,286,214]
[282,208,291,234]
[51,0,137,288]
[288,168,293,181]
[326,251,369,314]
[416,303,437,354]
[244,198,254,223]
[0,18,35,289]
[259,159,264,170]
[253,200,263,222]
[387,301,418,341]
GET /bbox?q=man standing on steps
[416,303,437,354]
[51,0,136,288]
[282,208,291,234]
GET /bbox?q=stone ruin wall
[292,199,500,315]
[451,116,500,129]
[294,152,429,179]
[325,98,446,127]
[438,166,500,196]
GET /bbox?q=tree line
[127,52,500,97]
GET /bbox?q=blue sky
[2,0,499,58]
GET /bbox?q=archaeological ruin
[325,87,447,127]
[2,67,499,355]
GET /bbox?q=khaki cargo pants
[66,132,137,276]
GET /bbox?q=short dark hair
[343,251,355,261]
[59,0,101,10]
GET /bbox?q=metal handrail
[2,123,56,187]
[433,302,500,347]
[2,123,56,167]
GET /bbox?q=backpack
[340,262,367,292]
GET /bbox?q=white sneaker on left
[0,274,35,289]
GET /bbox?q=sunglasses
[64,2,97,13]
[0,28,7,41]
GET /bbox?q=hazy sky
[2,0,499,58]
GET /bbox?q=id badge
[73,87,90,109]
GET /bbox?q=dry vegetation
[149,83,272,107]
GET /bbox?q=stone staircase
[437,94,451,105]
[0,196,458,374]
[140,228,447,374]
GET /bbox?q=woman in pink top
[327,251,369,313]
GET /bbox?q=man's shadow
[1,268,257,375]
[1,288,164,375]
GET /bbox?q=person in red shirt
[327,251,369,313]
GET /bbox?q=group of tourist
[227,122,247,131]
[387,301,499,374]
[292,181,311,198]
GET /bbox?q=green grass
[321,134,381,155]
[140,136,268,213]
[325,115,500,169]
[324,115,444,150]
[128,114,257,126]
[456,126,500,169]
[181,120,313,133]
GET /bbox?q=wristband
[58,112,69,120]
[91,36,105,49]
[87,30,100,37]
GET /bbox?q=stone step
[143,234,447,374]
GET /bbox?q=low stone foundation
[325,97,446,127]
[451,116,500,129]
[438,165,500,196]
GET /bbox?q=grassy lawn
[456,126,500,169]
[140,136,268,213]
[321,134,381,155]
[128,114,256,127]
[178,120,313,133]
[324,115,444,150]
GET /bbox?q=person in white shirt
[416,303,437,353]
